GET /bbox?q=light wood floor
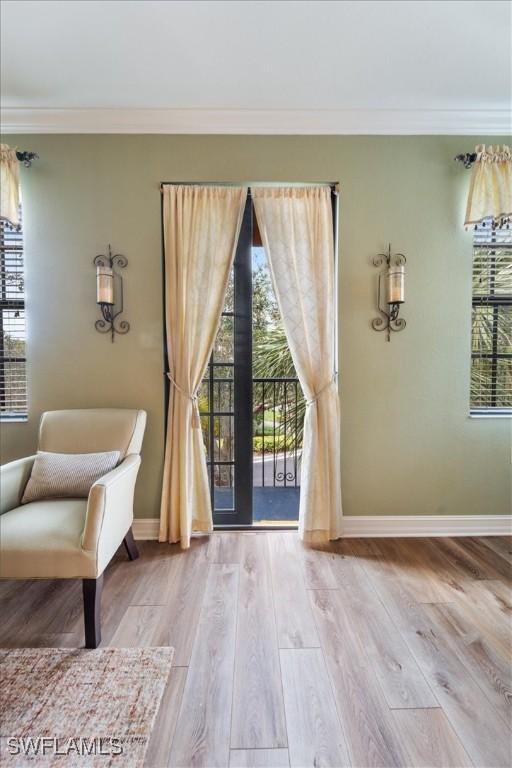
[1,533,511,767]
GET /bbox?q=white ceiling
[1,0,511,133]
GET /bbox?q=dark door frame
[213,195,253,525]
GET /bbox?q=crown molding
[1,108,510,135]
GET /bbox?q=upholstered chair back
[38,409,147,459]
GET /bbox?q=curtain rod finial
[455,152,477,169]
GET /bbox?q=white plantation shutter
[0,207,27,419]
[470,220,512,414]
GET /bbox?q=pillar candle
[96,266,114,305]
[386,265,405,304]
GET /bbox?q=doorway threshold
[214,524,298,531]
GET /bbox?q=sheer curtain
[252,186,342,542]
[464,144,511,226]
[159,185,247,548]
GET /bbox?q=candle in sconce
[96,266,114,305]
[386,265,405,304]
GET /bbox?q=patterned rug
[0,647,174,767]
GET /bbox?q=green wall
[1,134,510,519]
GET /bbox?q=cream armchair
[0,408,146,648]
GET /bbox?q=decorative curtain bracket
[455,152,477,169]
[15,151,39,167]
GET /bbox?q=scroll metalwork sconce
[371,244,406,341]
[93,245,130,342]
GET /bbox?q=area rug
[0,647,174,767]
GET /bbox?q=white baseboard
[133,515,511,541]
[341,515,511,537]
[133,519,160,540]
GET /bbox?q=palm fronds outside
[253,324,305,450]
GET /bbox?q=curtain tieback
[306,373,337,407]
[167,373,201,427]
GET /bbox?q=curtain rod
[160,181,339,194]
[16,150,39,167]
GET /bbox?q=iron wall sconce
[93,245,130,342]
[371,244,406,341]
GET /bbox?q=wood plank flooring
[0,533,510,768]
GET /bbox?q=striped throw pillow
[22,450,120,504]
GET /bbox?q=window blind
[470,220,512,414]
[0,208,27,419]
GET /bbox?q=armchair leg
[123,526,139,561]
[83,575,103,649]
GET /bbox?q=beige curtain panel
[252,186,342,543]
[464,144,512,226]
[0,144,20,227]
[159,185,247,548]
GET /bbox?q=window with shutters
[0,208,27,420]
[470,220,512,415]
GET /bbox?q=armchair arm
[81,454,141,561]
[0,456,36,515]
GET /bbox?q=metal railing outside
[253,377,303,488]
